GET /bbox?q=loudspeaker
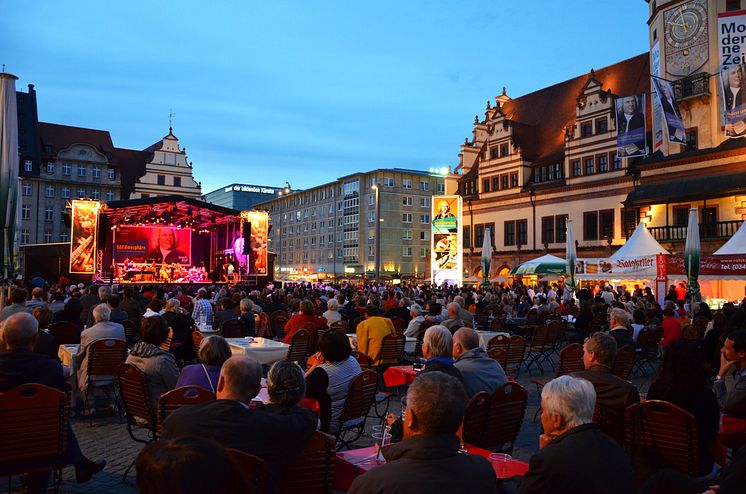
[242,222,251,255]
[97,214,108,249]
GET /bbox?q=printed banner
[651,41,664,152]
[113,226,191,264]
[70,200,100,274]
[576,256,657,279]
[719,10,746,70]
[720,64,746,138]
[431,195,462,286]
[652,77,686,144]
[666,254,746,278]
[615,94,647,157]
[243,211,269,276]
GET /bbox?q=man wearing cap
[404,304,426,337]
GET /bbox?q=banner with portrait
[113,226,191,264]
[652,77,686,144]
[720,63,746,138]
[431,195,462,286]
[69,200,100,274]
[650,41,664,152]
[615,94,647,157]
[243,211,269,276]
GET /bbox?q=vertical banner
[70,200,100,274]
[720,64,746,138]
[244,211,268,276]
[718,10,746,70]
[650,41,664,152]
[431,195,462,287]
[652,77,686,144]
[615,94,647,157]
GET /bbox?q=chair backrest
[89,338,128,377]
[117,363,158,432]
[329,320,348,333]
[279,431,336,494]
[525,309,539,325]
[270,311,290,334]
[377,333,406,367]
[555,343,585,377]
[482,382,528,451]
[311,327,328,355]
[681,324,698,341]
[157,386,216,434]
[192,328,205,355]
[625,400,699,477]
[389,317,407,333]
[489,318,504,331]
[337,369,378,428]
[225,448,267,494]
[0,384,68,475]
[545,320,562,345]
[160,328,175,353]
[487,334,510,353]
[351,350,374,369]
[414,320,436,359]
[352,315,365,333]
[612,345,635,380]
[221,318,244,339]
[257,312,273,338]
[594,401,625,445]
[530,324,550,348]
[286,329,310,364]
[120,319,137,343]
[461,391,491,446]
[48,321,81,344]
[506,335,526,368]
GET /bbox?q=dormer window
[490,147,499,159]
[501,144,509,156]
[581,122,593,137]
[596,118,608,133]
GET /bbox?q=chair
[221,318,245,338]
[270,310,290,337]
[160,328,175,353]
[48,321,81,344]
[192,328,205,356]
[83,338,128,420]
[389,316,407,333]
[329,320,348,333]
[257,312,273,338]
[513,308,539,335]
[489,317,505,332]
[460,391,491,446]
[372,333,406,417]
[352,350,374,369]
[625,400,700,478]
[482,382,528,453]
[413,320,435,359]
[474,312,491,329]
[286,329,311,366]
[523,324,555,375]
[531,343,584,421]
[225,448,267,494]
[120,319,137,344]
[309,325,326,355]
[612,345,635,381]
[334,369,378,450]
[279,431,336,494]
[633,326,661,376]
[118,363,157,482]
[351,315,365,334]
[594,402,626,445]
[0,384,68,493]
[504,335,527,377]
[157,386,216,435]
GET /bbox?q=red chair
[157,386,216,435]
[531,343,584,421]
[192,328,205,356]
[0,384,68,493]
[48,321,81,344]
[279,431,336,494]
[226,448,267,493]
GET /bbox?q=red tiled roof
[37,122,114,158]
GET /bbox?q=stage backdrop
[431,195,463,287]
[113,226,191,265]
[70,200,99,274]
[243,211,269,276]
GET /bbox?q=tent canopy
[609,222,669,260]
[714,220,746,255]
[510,254,567,275]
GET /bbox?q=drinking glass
[371,425,392,463]
[489,453,512,478]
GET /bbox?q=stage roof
[103,195,242,229]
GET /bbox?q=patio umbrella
[566,219,577,294]
[0,73,19,281]
[509,254,567,276]
[480,227,492,287]
[684,207,700,303]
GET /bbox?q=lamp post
[372,183,380,283]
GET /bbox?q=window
[596,117,608,134]
[583,212,599,241]
[510,172,519,188]
[77,188,85,198]
[91,190,100,200]
[685,128,698,152]
[584,157,594,175]
[420,197,430,208]
[572,160,581,177]
[727,0,741,11]
[43,144,52,153]
[420,247,428,258]
[517,220,528,246]
[674,205,690,227]
[504,221,515,246]
[157,175,166,185]
[402,213,412,223]
[173,177,181,187]
[501,175,508,190]
[402,179,412,189]
[420,181,429,191]
[92,167,101,178]
[402,229,413,240]
[463,226,471,248]
[482,179,490,193]
[583,210,614,241]
[106,191,114,202]
[501,144,509,156]
[367,245,374,257]
[384,177,394,187]
[21,205,31,220]
[437,183,445,193]
[44,231,53,243]
[78,165,86,177]
[597,154,609,173]
[368,194,375,206]
[483,223,495,248]
[21,229,30,244]
[492,177,499,190]
[107,168,116,180]
[420,231,426,240]
[402,196,412,206]
[402,246,412,257]
[420,214,430,224]
[368,211,376,222]
[46,162,55,174]
[60,231,69,243]
[600,210,614,239]
[44,208,53,221]
[62,163,71,176]
[541,216,555,244]
[22,184,31,196]
[490,147,499,159]
[556,215,568,243]
[45,185,54,198]
[581,122,593,137]
[24,160,32,172]
[611,152,623,170]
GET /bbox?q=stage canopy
[609,222,669,260]
[102,194,241,229]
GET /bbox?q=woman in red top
[282,299,327,344]
[661,307,683,347]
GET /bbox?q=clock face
[664,0,709,77]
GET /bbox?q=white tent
[714,220,746,255]
[609,222,669,260]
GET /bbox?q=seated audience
[162,298,197,361]
[26,287,47,309]
[607,308,634,350]
[440,302,465,333]
[191,288,214,326]
[107,294,128,323]
[403,303,426,337]
[322,298,342,326]
[75,304,126,394]
[282,299,327,344]
[31,306,59,360]
[661,307,683,348]
[48,291,66,313]
[265,360,307,409]
[518,375,635,494]
[176,335,231,393]
[238,298,256,337]
[1,288,30,320]
[630,308,646,342]
[355,304,396,363]
[453,327,507,397]
[52,296,85,330]
[120,286,143,324]
[349,372,496,494]
[213,297,239,330]
[421,325,463,381]
[714,329,746,418]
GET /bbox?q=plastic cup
[489,453,512,478]
[372,432,392,463]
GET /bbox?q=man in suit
[160,356,316,494]
[655,79,686,143]
[607,308,635,350]
[518,375,635,494]
[75,303,125,393]
[723,65,744,111]
[0,313,105,492]
[616,96,645,156]
[146,227,189,264]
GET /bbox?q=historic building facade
[129,129,202,199]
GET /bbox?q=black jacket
[348,434,497,494]
[0,349,67,392]
[608,327,635,350]
[518,423,634,494]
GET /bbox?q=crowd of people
[0,276,745,493]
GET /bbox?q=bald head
[217,356,262,402]
[2,312,39,349]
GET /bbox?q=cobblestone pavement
[7,357,655,493]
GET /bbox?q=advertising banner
[615,94,647,157]
[666,254,746,279]
[650,41,664,152]
[243,211,269,276]
[431,195,462,286]
[720,63,746,137]
[113,226,191,264]
[576,256,657,279]
[652,77,686,144]
[70,200,100,274]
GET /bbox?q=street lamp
[372,184,380,283]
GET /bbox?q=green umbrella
[684,208,700,303]
[0,73,20,280]
[509,254,567,275]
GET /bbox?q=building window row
[483,171,519,193]
[541,215,569,244]
[571,152,623,177]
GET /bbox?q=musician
[146,228,189,264]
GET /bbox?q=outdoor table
[226,337,289,365]
[347,334,417,354]
[253,378,320,415]
[383,365,418,387]
[334,443,529,491]
[476,330,510,348]
[58,344,82,408]
[197,323,219,336]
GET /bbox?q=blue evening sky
[1,1,650,193]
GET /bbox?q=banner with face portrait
[70,200,100,274]
[243,211,269,276]
[652,77,686,144]
[113,226,191,265]
[720,63,746,138]
[431,195,462,286]
[615,94,647,157]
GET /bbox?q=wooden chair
[612,345,635,381]
[474,312,491,329]
[48,321,81,344]
[160,328,175,353]
[157,386,216,435]
[625,400,700,478]
[329,320,348,333]
[482,382,528,453]
[376,333,406,368]
[413,320,436,359]
[221,318,245,338]
[523,324,555,375]
[279,431,336,494]
[270,310,290,337]
[308,325,326,355]
[83,338,128,420]
[531,343,585,421]
[286,329,311,366]
[0,384,68,493]
[633,326,661,376]
[192,328,205,356]
[225,448,267,494]
[352,350,374,369]
[389,316,407,333]
[120,319,137,344]
[513,308,539,335]
[489,317,505,332]
[460,391,491,446]
[352,315,366,334]
[257,312,273,338]
[334,369,378,450]
[594,402,625,445]
[118,363,157,482]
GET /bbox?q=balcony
[647,220,743,243]
[672,72,710,102]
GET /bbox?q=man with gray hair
[85,285,113,326]
[453,295,474,328]
[608,307,634,350]
[161,356,316,494]
[75,303,125,393]
[349,372,496,494]
[440,302,465,333]
[453,327,507,397]
[518,375,634,494]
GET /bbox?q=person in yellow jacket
[355,305,396,363]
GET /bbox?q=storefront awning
[623,172,746,208]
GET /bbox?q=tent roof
[510,254,568,275]
[609,222,669,260]
[714,220,746,255]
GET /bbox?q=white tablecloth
[58,344,81,407]
[476,331,510,349]
[227,337,289,365]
